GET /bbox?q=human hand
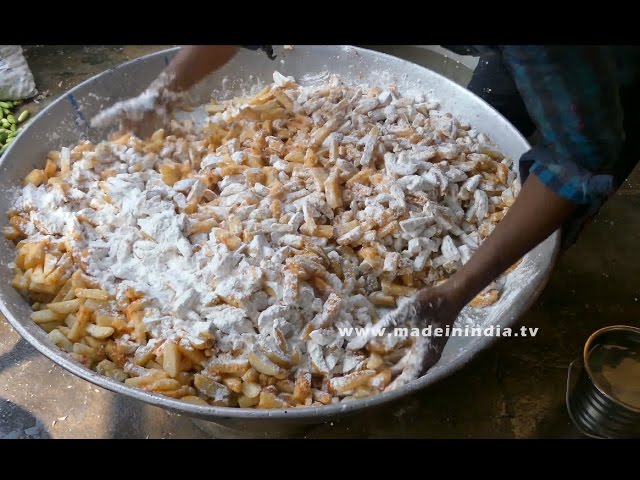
[90,72,184,136]
[384,284,465,391]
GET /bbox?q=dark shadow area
[107,393,149,439]
[531,402,583,439]
[0,338,39,375]
[0,397,51,438]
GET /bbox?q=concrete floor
[1,45,638,438]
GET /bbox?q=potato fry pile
[4,71,519,408]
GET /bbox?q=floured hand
[90,46,241,137]
[90,72,186,136]
[383,286,465,391]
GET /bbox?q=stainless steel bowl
[0,46,560,432]
[567,325,640,438]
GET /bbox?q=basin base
[190,418,326,438]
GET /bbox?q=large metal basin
[0,46,559,433]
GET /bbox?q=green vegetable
[17,110,29,122]
[0,100,29,155]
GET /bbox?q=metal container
[0,46,560,433]
[567,326,640,438]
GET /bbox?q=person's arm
[90,45,241,130]
[159,45,239,93]
[410,46,626,374]
[160,45,273,92]
[446,173,576,307]
[411,174,577,373]
[450,45,625,306]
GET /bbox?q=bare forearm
[447,174,577,305]
[161,45,239,92]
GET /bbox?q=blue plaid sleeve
[500,46,625,205]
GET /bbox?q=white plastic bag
[0,45,37,100]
